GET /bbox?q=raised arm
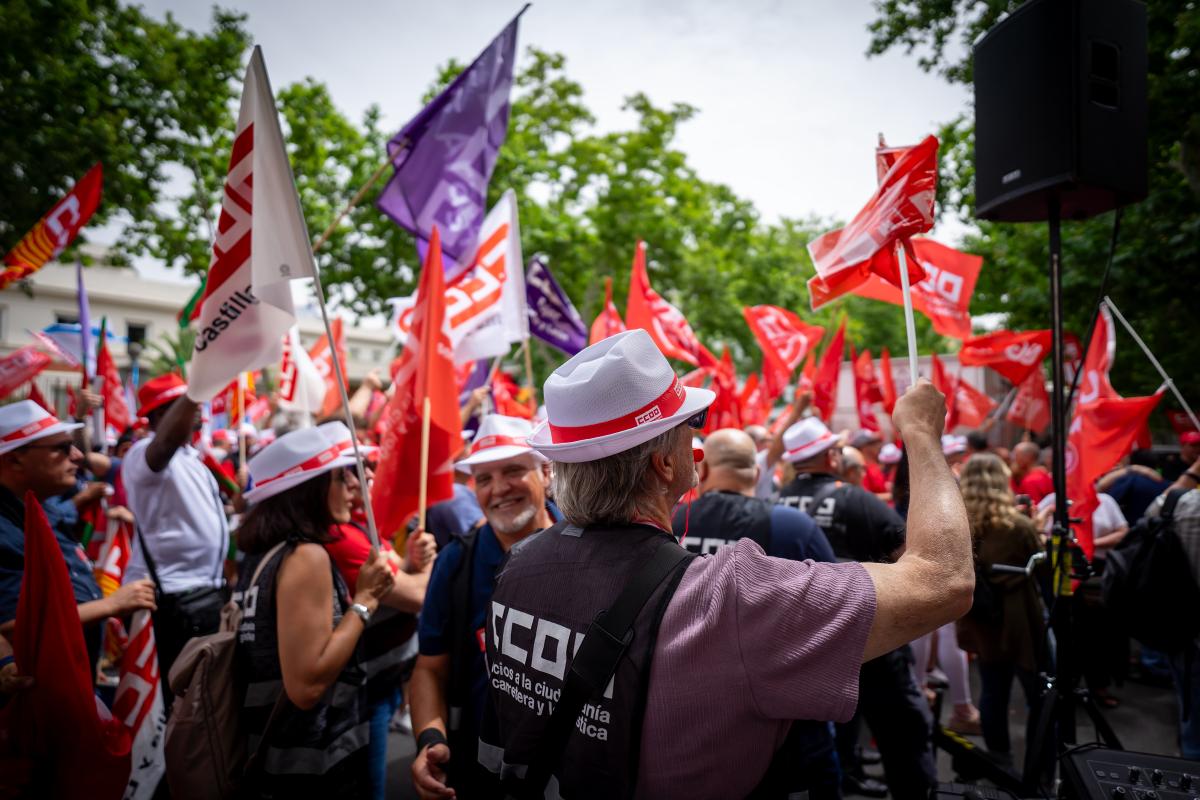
[145,398,200,473]
[860,380,974,662]
[765,390,812,469]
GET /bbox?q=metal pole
[1104,295,1200,431]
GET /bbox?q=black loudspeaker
[973,0,1148,222]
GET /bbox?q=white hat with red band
[0,400,83,457]
[781,416,847,464]
[243,427,356,505]
[528,329,715,463]
[317,420,380,460]
[879,442,903,465]
[457,414,543,470]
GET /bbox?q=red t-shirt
[324,522,398,590]
[1013,468,1055,505]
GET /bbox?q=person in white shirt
[122,373,230,696]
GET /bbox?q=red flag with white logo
[625,241,710,367]
[1007,370,1051,434]
[959,329,1051,385]
[371,228,462,538]
[743,305,825,399]
[879,348,898,416]
[589,276,627,345]
[0,164,103,290]
[1076,305,1119,406]
[807,136,938,309]
[849,239,982,340]
[111,609,166,800]
[812,319,846,421]
[951,375,996,429]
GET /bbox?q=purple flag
[75,257,92,382]
[525,256,587,356]
[376,9,524,274]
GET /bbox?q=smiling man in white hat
[0,401,156,673]
[475,329,974,799]
[410,413,559,800]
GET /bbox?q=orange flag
[589,276,626,345]
[308,316,347,417]
[371,228,462,538]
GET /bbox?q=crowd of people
[1,327,1198,799]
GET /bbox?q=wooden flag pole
[1104,296,1200,431]
[418,396,432,532]
[896,242,921,387]
[310,139,406,254]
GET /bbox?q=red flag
[0,494,131,796]
[1007,369,1051,433]
[797,351,817,394]
[703,347,741,434]
[849,239,982,340]
[879,348,897,416]
[1076,305,1119,405]
[589,276,626,345]
[807,136,938,308]
[625,241,708,366]
[371,228,462,538]
[951,376,996,429]
[812,318,846,421]
[739,373,771,427]
[0,164,103,290]
[96,332,130,434]
[26,382,54,415]
[742,305,825,396]
[853,347,882,432]
[308,316,347,418]
[492,370,535,420]
[1066,392,1164,556]
[959,329,1052,385]
[930,353,958,430]
[0,346,53,399]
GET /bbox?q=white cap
[528,330,714,463]
[0,400,83,456]
[781,416,847,464]
[243,427,356,505]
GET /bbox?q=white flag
[113,610,166,800]
[277,327,327,414]
[187,46,316,403]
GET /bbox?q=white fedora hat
[0,400,83,457]
[528,329,715,463]
[318,420,380,461]
[942,434,967,457]
[781,416,846,464]
[244,427,356,505]
[457,414,543,471]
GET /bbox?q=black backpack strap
[1161,488,1188,522]
[134,523,163,591]
[519,537,696,796]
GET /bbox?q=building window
[56,313,79,325]
[127,323,147,346]
[350,346,361,360]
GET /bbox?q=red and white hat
[457,414,542,470]
[781,417,846,464]
[879,442,903,465]
[942,434,968,457]
[318,420,379,460]
[0,400,83,457]
[137,373,188,417]
[243,427,356,505]
[528,330,715,463]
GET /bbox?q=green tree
[868,0,1200,417]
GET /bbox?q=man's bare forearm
[901,428,973,586]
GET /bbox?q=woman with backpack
[235,427,395,797]
[956,453,1047,761]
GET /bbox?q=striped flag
[0,164,103,290]
[186,46,316,404]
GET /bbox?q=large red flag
[1066,391,1164,556]
[812,318,846,421]
[0,164,103,290]
[849,238,981,340]
[1007,370,1051,434]
[309,316,347,418]
[0,346,53,400]
[625,241,709,367]
[96,326,130,434]
[743,305,825,398]
[807,136,938,309]
[589,276,627,345]
[878,347,898,416]
[371,228,462,538]
[0,494,131,796]
[930,353,958,430]
[1076,304,1119,405]
[853,347,882,432]
[959,329,1052,385]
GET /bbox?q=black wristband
[417,727,448,753]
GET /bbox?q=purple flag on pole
[525,256,587,356]
[75,257,92,382]
[376,8,525,276]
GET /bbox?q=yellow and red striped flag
[0,164,102,290]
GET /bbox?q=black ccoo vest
[672,491,773,555]
[479,521,692,799]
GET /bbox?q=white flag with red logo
[278,327,326,414]
[112,610,166,800]
[186,46,316,404]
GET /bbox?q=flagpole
[236,373,248,468]
[1103,296,1200,431]
[310,275,382,550]
[310,141,405,254]
[418,396,432,531]
[896,242,921,387]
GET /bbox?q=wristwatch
[349,603,371,624]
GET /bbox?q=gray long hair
[552,426,681,527]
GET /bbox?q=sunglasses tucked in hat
[243,427,356,505]
[0,400,83,457]
[528,330,715,464]
[457,414,543,471]
[137,373,188,418]
[781,417,846,464]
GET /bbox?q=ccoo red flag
[959,329,1051,385]
[807,136,938,309]
[878,348,898,416]
[1006,369,1051,434]
[812,319,846,421]
[589,276,627,345]
[625,241,709,367]
[371,228,462,539]
[852,347,882,432]
[0,494,131,796]
[742,305,825,398]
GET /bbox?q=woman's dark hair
[237,470,336,555]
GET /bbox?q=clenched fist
[891,379,946,441]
